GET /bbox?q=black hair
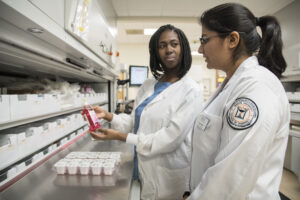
[200,3,286,78]
[149,24,192,80]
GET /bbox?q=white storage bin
[32,152,43,163]
[73,113,83,127]
[7,127,27,144]
[286,92,292,99]
[88,94,95,104]
[83,94,92,105]
[287,92,300,102]
[43,121,57,135]
[63,116,72,132]
[43,94,60,113]
[16,162,26,173]
[58,94,74,110]
[0,134,18,147]
[56,118,66,135]
[70,132,76,139]
[26,125,43,137]
[19,126,43,158]
[290,103,300,113]
[10,94,60,121]
[0,95,10,123]
[102,93,108,102]
[0,133,20,170]
[291,112,300,121]
[73,93,83,107]
[291,135,300,182]
[7,167,17,179]
[0,135,11,150]
[51,143,58,151]
[92,93,99,104]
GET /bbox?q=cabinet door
[28,0,64,27]
[65,0,116,65]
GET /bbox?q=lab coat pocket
[155,165,190,200]
[140,176,156,200]
[193,112,223,167]
[190,112,223,189]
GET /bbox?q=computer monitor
[129,65,148,86]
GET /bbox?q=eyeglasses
[199,33,229,45]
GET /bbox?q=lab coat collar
[222,56,258,91]
[145,74,190,107]
[203,56,258,110]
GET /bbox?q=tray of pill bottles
[53,151,121,176]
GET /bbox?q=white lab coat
[111,74,203,200]
[188,56,290,200]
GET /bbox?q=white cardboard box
[0,95,10,123]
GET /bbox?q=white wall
[116,0,299,101]
[118,43,149,100]
[274,0,300,70]
[188,56,216,101]
[118,43,216,100]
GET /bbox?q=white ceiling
[112,0,293,17]
[111,0,294,51]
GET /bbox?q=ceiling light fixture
[192,51,202,56]
[144,28,157,35]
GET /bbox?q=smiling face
[158,30,182,74]
[198,26,232,71]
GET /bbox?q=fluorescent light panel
[192,51,202,56]
[144,28,157,35]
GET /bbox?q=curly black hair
[149,24,192,80]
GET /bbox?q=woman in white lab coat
[89,24,202,200]
[184,3,290,200]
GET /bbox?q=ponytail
[256,16,286,78]
[200,3,287,79]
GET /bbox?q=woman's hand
[81,105,113,122]
[92,106,113,121]
[90,128,127,142]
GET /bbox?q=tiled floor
[280,168,300,200]
[129,168,300,200]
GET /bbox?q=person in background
[86,24,203,200]
[183,3,290,200]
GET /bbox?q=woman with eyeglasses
[184,3,289,200]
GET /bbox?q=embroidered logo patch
[227,97,259,130]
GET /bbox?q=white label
[298,51,300,68]
[198,116,210,131]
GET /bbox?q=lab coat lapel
[146,75,185,107]
[203,60,249,112]
[221,58,251,97]
[146,83,173,106]
[203,81,226,111]
[134,79,157,109]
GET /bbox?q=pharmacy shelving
[0,0,119,195]
[281,71,300,182]
[0,93,108,130]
